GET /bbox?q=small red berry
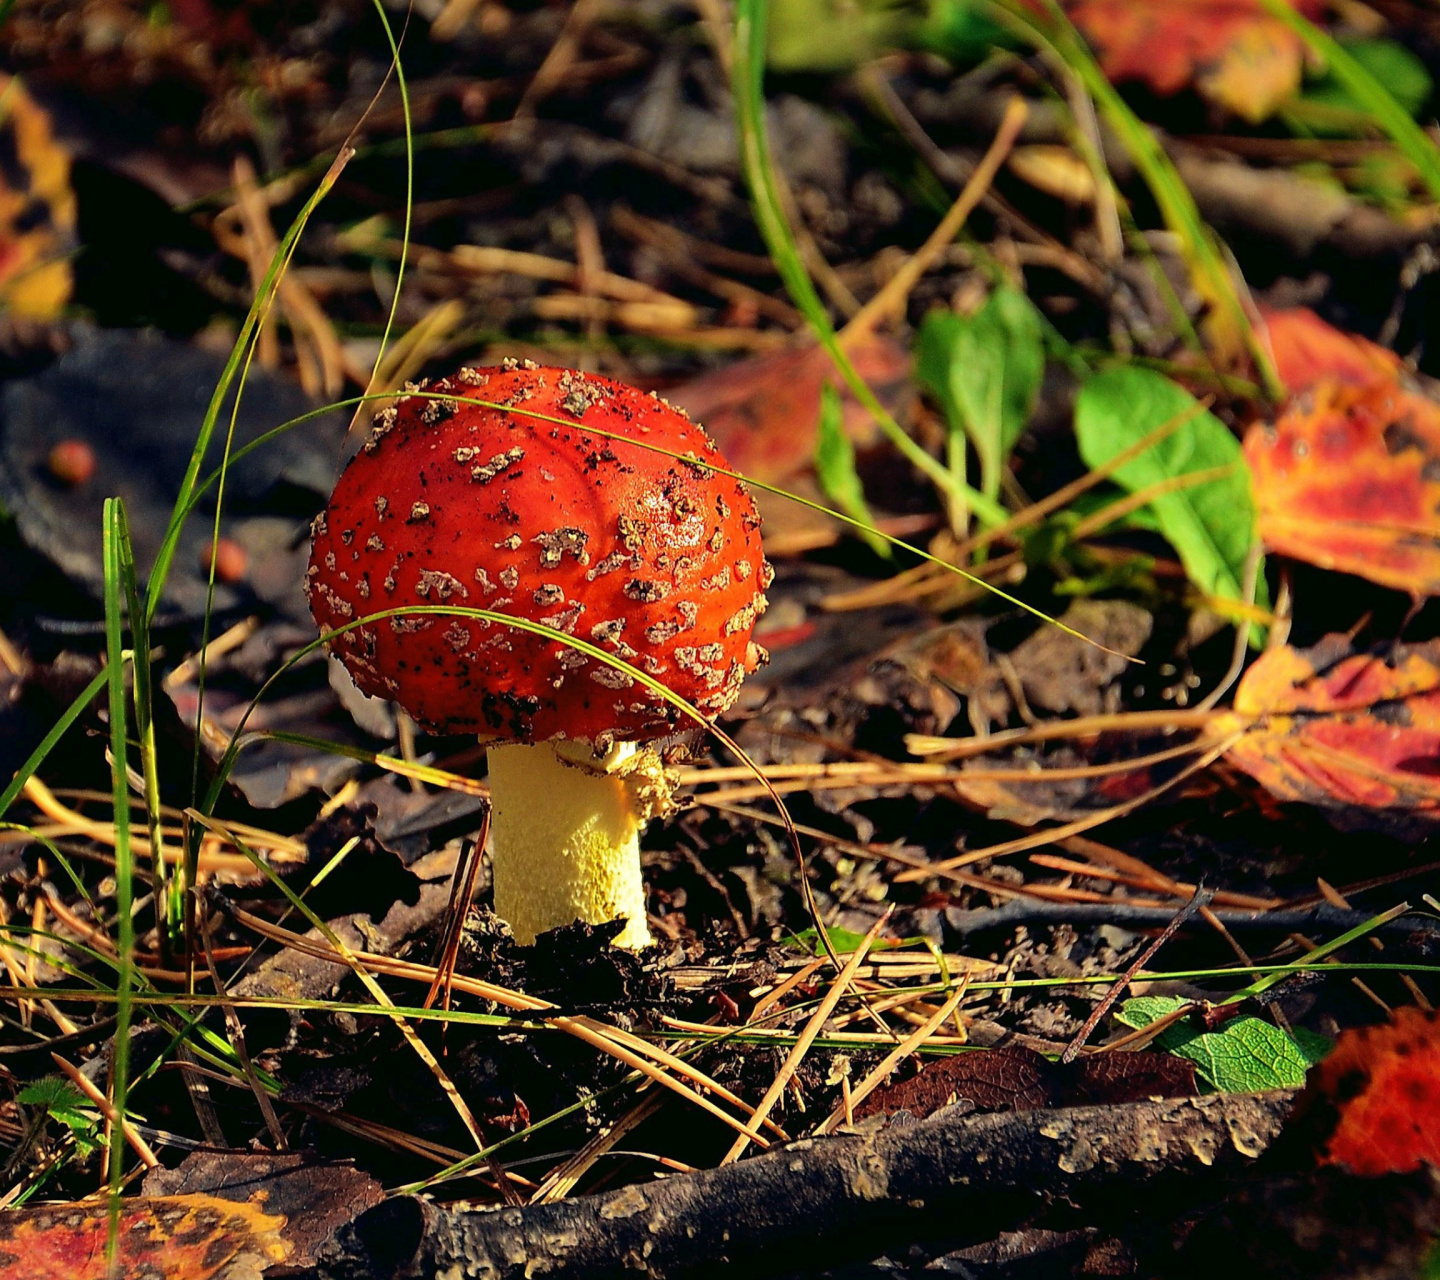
[200,538,248,584]
[47,440,96,487]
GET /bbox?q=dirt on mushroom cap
[306,362,772,745]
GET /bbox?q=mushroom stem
[487,740,668,949]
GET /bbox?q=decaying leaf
[1299,1006,1440,1177]
[1067,0,1325,122]
[1244,379,1440,596]
[855,1043,1196,1121]
[1244,307,1440,595]
[1212,634,1440,820]
[0,73,77,318]
[0,1193,291,1280]
[668,335,913,550]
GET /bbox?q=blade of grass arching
[194,602,845,978]
[0,668,108,821]
[352,0,414,433]
[101,500,137,1243]
[145,146,354,624]
[732,0,1006,528]
[1260,0,1440,202]
[109,503,173,956]
[989,0,1283,402]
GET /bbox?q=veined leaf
[1074,367,1266,616]
[1117,995,1330,1093]
[917,286,1045,501]
[814,384,888,555]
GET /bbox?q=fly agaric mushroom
[306,361,771,948]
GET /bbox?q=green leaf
[1116,996,1328,1093]
[917,286,1045,500]
[17,1076,88,1112]
[1304,39,1432,122]
[814,384,888,556]
[1073,367,1266,617]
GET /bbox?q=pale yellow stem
[487,741,668,948]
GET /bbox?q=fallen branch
[320,1091,1295,1279]
[942,900,1440,940]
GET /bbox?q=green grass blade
[0,668,108,821]
[1261,0,1440,201]
[733,0,1005,524]
[110,502,174,946]
[101,499,137,1236]
[144,149,353,623]
[357,0,415,416]
[990,0,1283,401]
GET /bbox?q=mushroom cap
[307,362,771,745]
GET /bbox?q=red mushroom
[307,361,771,947]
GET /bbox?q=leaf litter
[0,0,1437,1276]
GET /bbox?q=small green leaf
[1073,367,1266,620]
[814,384,888,556]
[1305,39,1432,121]
[1116,996,1327,1093]
[16,1076,87,1112]
[917,286,1045,500]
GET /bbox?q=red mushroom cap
[307,361,771,745]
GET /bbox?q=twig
[841,96,1029,340]
[1060,886,1214,1063]
[941,899,1440,939]
[321,1093,1297,1280]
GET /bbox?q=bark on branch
[320,1090,1296,1279]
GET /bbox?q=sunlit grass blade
[988,0,1283,401]
[108,502,175,953]
[0,669,108,822]
[100,499,137,1249]
[145,149,353,624]
[733,0,1005,526]
[1260,0,1440,202]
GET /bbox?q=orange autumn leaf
[0,1193,291,1280]
[666,335,913,550]
[1243,379,1440,595]
[667,335,912,486]
[1258,305,1404,393]
[1301,1006,1440,1176]
[0,74,76,319]
[1212,634,1440,816]
[1244,308,1440,595]
[1067,0,1324,122]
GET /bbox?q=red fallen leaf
[854,1045,1196,1121]
[665,335,913,550]
[0,1193,291,1279]
[666,335,912,486]
[1299,1006,1440,1176]
[1243,379,1440,596]
[1258,305,1404,393]
[1066,0,1324,123]
[1211,634,1440,819]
